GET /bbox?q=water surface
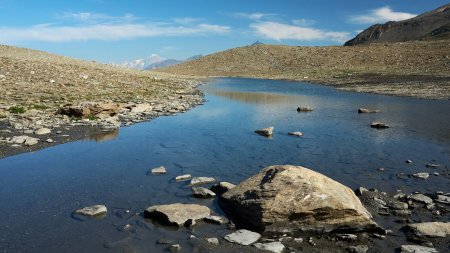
[0,78,449,252]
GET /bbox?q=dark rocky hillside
[344,3,450,46]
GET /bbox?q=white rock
[192,187,216,198]
[407,222,450,238]
[46,138,54,143]
[34,127,51,135]
[190,177,216,186]
[288,131,303,137]
[75,205,107,216]
[412,173,429,180]
[254,241,285,253]
[255,127,274,137]
[206,238,219,245]
[409,194,433,204]
[401,245,438,253]
[224,229,261,245]
[131,103,152,113]
[144,203,210,226]
[151,166,167,174]
[175,174,192,181]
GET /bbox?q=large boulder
[406,222,450,238]
[220,165,379,234]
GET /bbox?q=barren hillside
[160,40,450,99]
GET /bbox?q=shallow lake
[0,78,449,252]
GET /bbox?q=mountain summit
[344,3,450,46]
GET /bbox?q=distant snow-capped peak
[116,54,165,70]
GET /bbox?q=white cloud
[250,21,350,42]
[60,12,136,23]
[349,6,416,24]
[0,22,231,43]
[234,12,277,21]
[173,17,205,24]
[292,19,316,26]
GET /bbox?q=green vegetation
[87,113,98,121]
[8,106,26,114]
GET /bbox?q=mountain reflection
[209,90,298,105]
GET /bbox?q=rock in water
[192,187,216,198]
[220,165,379,234]
[400,245,438,253]
[224,229,261,245]
[151,166,167,174]
[254,242,285,253]
[75,205,107,216]
[144,203,210,226]
[175,174,191,181]
[406,222,450,238]
[190,177,216,186]
[371,122,389,129]
[210,182,236,195]
[358,108,379,113]
[297,107,313,112]
[288,131,303,137]
[255,127,273,137]
[412,172,430,180]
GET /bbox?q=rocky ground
[160,39,450,99]
[0,44,204,158]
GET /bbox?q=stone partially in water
[288,131,303,137]
[297,107,313,112]
[75,205,107,216]
[406,222,450,238]
[151,166,167,175]
[408,194,433,204]
[371,122,389,129]
[175,174,191,181]
[190,177,216,186]
[358,108,379,113]
[220,165,379,234]
[224,229,261,245]
[210,182,236,195]
[192,187,216,198]
[144,203,210,227]
[412,172,429,180]
[255,127,273,137]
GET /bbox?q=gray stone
[151,166,167,174]
[206,238,219,245]
[46,138,54,143]
[131,103,152,113]
[190,177,216,186]
[412,173,430,180]
[75,205,107,216]
[34,127,51,135]
[407,222,450,238]
[192,187,216,198]
[297,107,313,112]
[144,203,210,226]
[9,135,39,146]
[387,200,408,210]
[400,245,438,253]
[288,131,303,137]
[175,174,191,181]
[371,122,389,129]
[254,241,285,253]
[255,127,274,137]
[347,245,369,253]
[435,195,450,204]
[409,194,433,204]
[220,165,379,234]
[336,234,358,242]
[358,108,379,113]
[224,229,261,245]
[204,215,227,225]
[169,244,181,252]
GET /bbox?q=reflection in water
[86,128,119,142]
[208,90,297,105]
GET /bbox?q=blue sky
[0,0,447,63]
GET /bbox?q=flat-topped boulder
[75,205,107,216]
[144,203,210,227]
[220,165,379,234]
[406,222,450,238]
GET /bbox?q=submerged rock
[144,203,210,227]
[224,229,261,245]
[220,165,379,234]
[75,205,107,216]
[255,127,274,137]
[412,172,429,180]
[406,222,450,238]
[254,241,285,253]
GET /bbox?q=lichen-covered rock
[220,165,379,234]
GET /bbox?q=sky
[0,0,447,63]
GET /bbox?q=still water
[0,78,449,252]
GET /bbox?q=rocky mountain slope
[344,3,450,46]
[160,39,450,99]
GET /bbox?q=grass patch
[8,106,26,114]
[87,113,98,121]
